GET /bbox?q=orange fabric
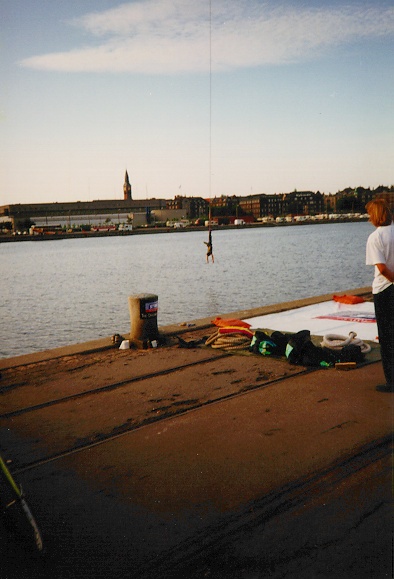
[332,294,365,304]
[212,317,251,329]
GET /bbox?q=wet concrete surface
[0,309,392,578]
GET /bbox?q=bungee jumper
[204,203,214,263]
[204,229,214,263]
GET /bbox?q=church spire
[123,170,132,200]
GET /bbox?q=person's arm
[376,263,394,282]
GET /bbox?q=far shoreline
[0,216,368,243]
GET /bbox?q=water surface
[0,222,373,357]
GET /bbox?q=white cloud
[19,0,394,73]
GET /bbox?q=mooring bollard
[128,294,159,348]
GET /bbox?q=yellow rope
[205,330,251,351]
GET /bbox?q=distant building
[283,190,325,216]
[166,195,209,220]
[0,170,170,231]
[0,198,167,231]
[238,194,267,219]
[123,170,132,200]
[210,195,239,217]
[1,176,392,232]
[238,192,326,219]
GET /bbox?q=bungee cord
[205,330,251,351]
[321,332,371,354]
[205,0,215,263]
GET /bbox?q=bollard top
[129,294,158,300]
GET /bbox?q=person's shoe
[376,383,394,393]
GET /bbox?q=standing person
[366,198,394,392]
[204,230,214,263]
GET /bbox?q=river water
[1,222,374,358]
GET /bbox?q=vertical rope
[209,0,212,232]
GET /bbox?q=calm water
[1,222,373,358]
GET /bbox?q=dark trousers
[374,284,394,386]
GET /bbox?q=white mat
[244,300,378,343]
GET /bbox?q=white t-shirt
[366,223,394,293]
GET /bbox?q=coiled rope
[321,331,371,354]
[205,330,251,351]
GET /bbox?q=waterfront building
[210,195,240,217]
[238,194,267,219]
[0,198,168,231]
[283,190,325,216]
[1,178,392,233]
[166,196,209,220]
[237,191,325,220]
[0,169,170,231]
[236,188,390,220]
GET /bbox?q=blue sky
[1,0,393,204]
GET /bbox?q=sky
[1,0,393,204]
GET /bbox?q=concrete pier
[0,289,392,578]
